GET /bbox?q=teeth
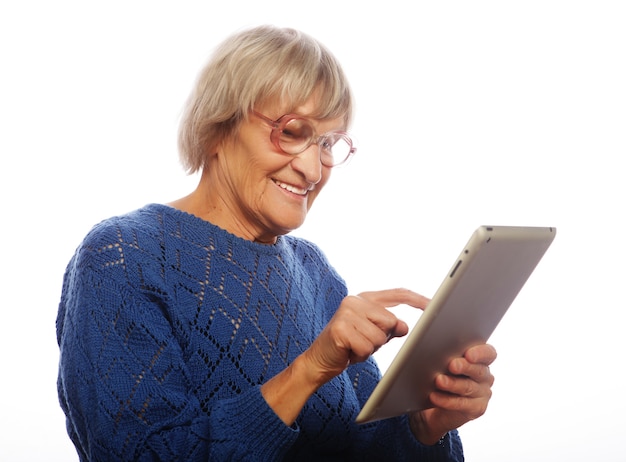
[275,180,308,195]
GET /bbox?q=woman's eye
[282,119,311,141]
[282,128,302,140]
[320,138,333,151]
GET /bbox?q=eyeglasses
[252,110,356,167]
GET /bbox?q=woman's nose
[291,144,323,184]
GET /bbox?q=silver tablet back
[356,225,556,424]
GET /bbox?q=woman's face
[212,95,346,243]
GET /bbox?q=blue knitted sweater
[56,204,464,461]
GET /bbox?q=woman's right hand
[261,288,429,426]
[301,288,430,388]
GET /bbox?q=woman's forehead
[258,84,348,119]
[257,97,348,127]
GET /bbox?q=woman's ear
[206,138,222,158]
[196,142,219,173]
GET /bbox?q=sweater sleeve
[297,237,465,461]
[56,243,298,461]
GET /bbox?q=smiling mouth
[274,180,310,196]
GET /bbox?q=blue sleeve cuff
[209,386,299,461]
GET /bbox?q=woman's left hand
[409,343,497,445]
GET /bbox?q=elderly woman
[57,25,496,461]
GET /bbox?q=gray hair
[178,25,353,174]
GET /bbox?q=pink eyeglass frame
[251,110,356,167]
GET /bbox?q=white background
[1,1,625,460]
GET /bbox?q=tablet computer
[355,225,556,424]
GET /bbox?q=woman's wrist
[408,412,448,446]
[260,354,321,426]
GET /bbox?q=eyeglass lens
[279,118,352,167]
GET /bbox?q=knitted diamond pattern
[57,204,463,461]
